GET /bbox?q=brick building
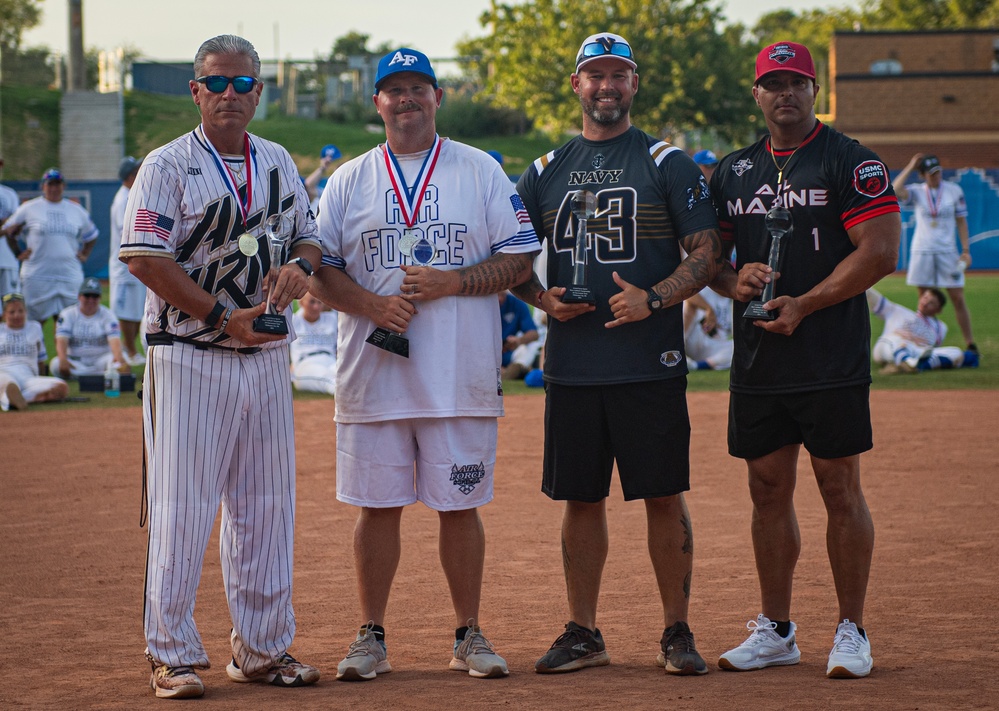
[828,29,999,169]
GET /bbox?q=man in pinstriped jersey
[120,34,325,699]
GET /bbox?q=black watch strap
[646,288,662,311]
[290,257,313,277]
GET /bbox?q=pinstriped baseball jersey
[711,121,900,393]
[318,138,538,423]
[119,125,322,349]
[517,126,718,385]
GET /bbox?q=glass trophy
[562,189,597,304]
[743,205,793,321]
[252,213,292,334]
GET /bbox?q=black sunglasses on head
[196,75,259,94]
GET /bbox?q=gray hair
[194,35,261,78]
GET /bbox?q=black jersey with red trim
[710,121,899,394]
[517,126,718,385]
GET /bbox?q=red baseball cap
[755,42,815,83]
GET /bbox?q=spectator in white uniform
[0,154,22,297]
[290,291,337,395]
[683,287,734,371]
[868,287,968,374]
[0,168,99,327]
[51,277,130,379]
[109,156,147,365]
[0,292,68,411]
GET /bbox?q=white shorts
[291,354,337,395]
[50,352,114,378]
[0,267,20,298]
[683,322,734,370]
[906,251,965,289]
[336,417,497,511]
[110,278,147,322]
[23,278,78,322]
[0,366,66,409]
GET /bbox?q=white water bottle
[104,361,120,398]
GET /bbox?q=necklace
[769,140,800,205]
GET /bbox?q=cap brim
[755,67,815,83]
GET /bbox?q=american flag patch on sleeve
[510,194,531,224]
[134,209,175,240]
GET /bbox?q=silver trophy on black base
[743,205,793,321]
[252,213,291,335]
[561,189,597,305]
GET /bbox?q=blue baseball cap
[486,150,504,166]
[692,149,718,166]
[320,144,341,160]
[374,48,438,93]
[41,167,64,183]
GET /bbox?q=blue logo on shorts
[450,462,486,495]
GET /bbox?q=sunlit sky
[23,0,842,60]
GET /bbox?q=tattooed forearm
[510,271,545,305]
[651,228,724,307]
[457,251,537,296]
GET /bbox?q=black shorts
[543,379,690,502]
[728,384,873,460]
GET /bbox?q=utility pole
[67,0,86,92]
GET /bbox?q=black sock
[772,620,792,638]
[456,626,470,641]
[856,626,866,640]
[365,624,385,643]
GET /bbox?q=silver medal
[238,232,259,256]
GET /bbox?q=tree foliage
[457,0,758,141]
[0,0,41,52]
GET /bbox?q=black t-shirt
[517,126,718,385]
[710,121,900,393]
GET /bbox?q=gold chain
[769,140,800,204]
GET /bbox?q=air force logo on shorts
[450,462,486,495]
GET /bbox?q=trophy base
[742,300,776,321]
[252,313,289,335]
[561,285,596,305]
[366,327,410,358]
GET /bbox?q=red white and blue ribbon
[382,134,442,229]
[199,124,256,227]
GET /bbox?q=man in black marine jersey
[709,41,900,679]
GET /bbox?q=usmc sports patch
[853,161,889,197]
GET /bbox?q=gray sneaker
[336,624,392,681]
[449,620,509,678]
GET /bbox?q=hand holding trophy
[562,189,597,305]
[252,213,292,335]
[743,204,793,321]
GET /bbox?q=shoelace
[551,626,591,650]
[346,632,380,658]
[461,629,497,656]
[161,665,196,678]
[743,617,780,646]
[831,628,862,655]
[665,628,696,652]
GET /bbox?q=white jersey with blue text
[901,180,967,253]
[55,303,121,361]
[4,196,98,282]
[318,138,538,423]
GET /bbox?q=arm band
[219,308,233,334]
[205,301,225,328]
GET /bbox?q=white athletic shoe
[449,620,509,678]
[336,624,391,681]
[826,619,873,678]
[226,653,320,687]
[128,351,146,366]
[718,614,801,671]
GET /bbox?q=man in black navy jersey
[709,41,901,679]
[514,32,723,677]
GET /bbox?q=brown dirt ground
[1,390,997,710]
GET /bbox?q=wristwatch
[288,257,313,277]
[646,288,663,312]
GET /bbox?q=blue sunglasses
[196,75,259,94]
[579,41,634,62]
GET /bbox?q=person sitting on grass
[0,292,68,411]
[868,287,975,374]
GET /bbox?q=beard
[580,93,632,127]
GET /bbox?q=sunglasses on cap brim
[579,41,634,62]
[2,292,25,304]
[196,75,259,94]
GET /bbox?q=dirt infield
[1,390,997,709]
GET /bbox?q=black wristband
[289,257,313,277]
[205,300,226,328]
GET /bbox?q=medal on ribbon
[383,135,442,265]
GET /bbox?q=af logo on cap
[388,51,420,67]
